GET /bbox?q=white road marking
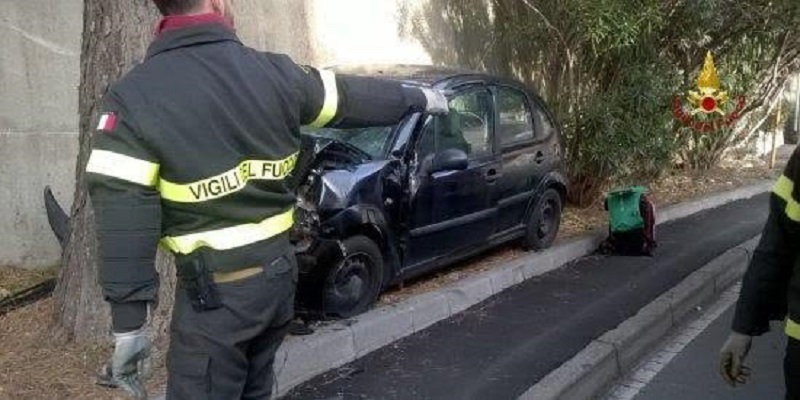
[603,284,741,400]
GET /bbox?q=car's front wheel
[322,235,384,318]
[523,188,562,251]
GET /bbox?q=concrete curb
[656,181,772,224]
[518,236,761,400]
[270,180,772,397]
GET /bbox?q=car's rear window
[497,86,535,147]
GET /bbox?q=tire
[523,188,562,251]
[322,235,384,318]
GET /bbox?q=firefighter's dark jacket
[86,22,430,331]
[733,147,800,340]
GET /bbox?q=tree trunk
[53,0,175,345]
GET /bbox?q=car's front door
[404,85,499,269]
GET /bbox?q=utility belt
[177,257,264,312]
[172,228,294,312]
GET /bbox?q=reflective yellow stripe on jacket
[160,207,294,255]
[773,175,800,222]
[88,149,296,254]
[86,150,160,187]
[787,318,800,340]
[308,69,339,128]
[88,150,298,203]
[158,153,298,203]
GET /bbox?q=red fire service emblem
[672,51,746,132]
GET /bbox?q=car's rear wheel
[523,188,562,251]
[322,235,384,318]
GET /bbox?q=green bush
[565,59,680,206]
[406,0,800,206]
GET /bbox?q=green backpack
[607,186,648,233]
[602,185,657,256]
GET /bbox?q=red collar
[155,13,233,35]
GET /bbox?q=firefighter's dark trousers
[787,337,800,400]
[166,250,296,400]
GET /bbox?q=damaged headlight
[291,172,322,253]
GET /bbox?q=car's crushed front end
[290,134,404,317]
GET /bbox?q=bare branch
[518,0,572,60]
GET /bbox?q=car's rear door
[491,84,551,234]
[403,85,499,269]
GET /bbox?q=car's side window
[497,86,535,147]
[533,102,555,137]
[416,118,437,160]
[417,88,494,162]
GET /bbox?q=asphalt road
[628,305,786,400]
[285,194,770,400]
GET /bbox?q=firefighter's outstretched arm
[720,147,800,387]
[86,90,159,399]
[291,63,448,129]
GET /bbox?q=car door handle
[485,168,501,183]
[534,151,545,164]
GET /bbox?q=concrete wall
[0,0,440,269]
[235,0,433,67]
[0,134,79,268]
[305,0,431,66]
[234,0,316,64]
[0,0,82,268]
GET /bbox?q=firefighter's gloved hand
[109,328,152,399]
[421,88,449,115]
[719,331,752,387]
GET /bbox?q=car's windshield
[301,125,396,159]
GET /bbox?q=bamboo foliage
[402,0,800,206]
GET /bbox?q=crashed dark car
[42,65,567,319]
[290,65,567,317]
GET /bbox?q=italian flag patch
[96,112,118,132]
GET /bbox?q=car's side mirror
[430,148,469,174]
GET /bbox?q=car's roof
[328,64,502,87]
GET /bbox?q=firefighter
[720,146,800,400]
[86,0,448,398]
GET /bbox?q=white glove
[420,88,449,115]
[109,328,152,399]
